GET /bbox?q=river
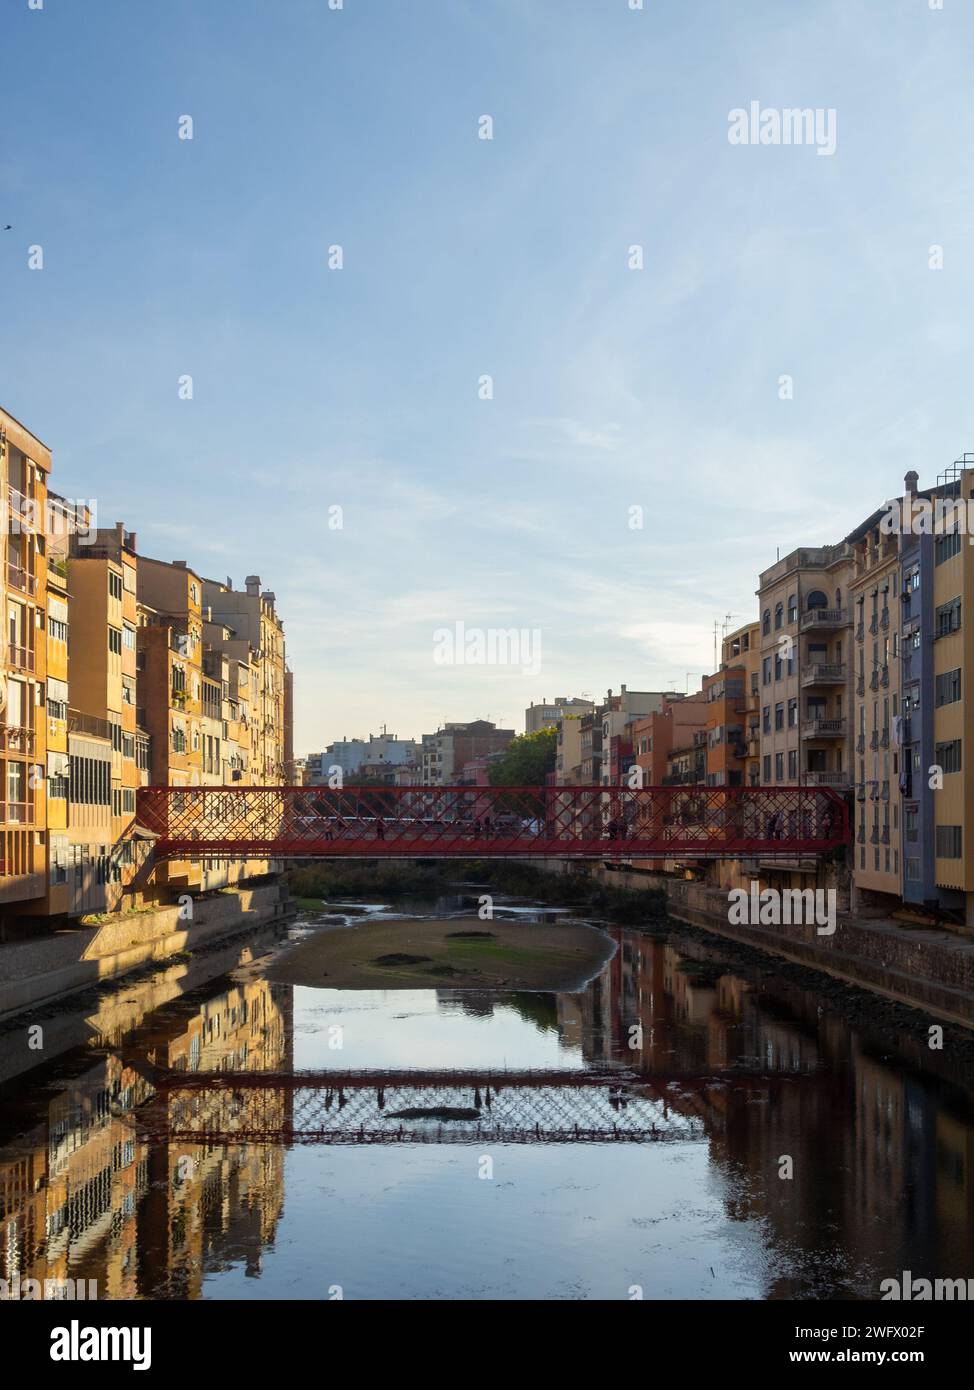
[2,889,973,1300]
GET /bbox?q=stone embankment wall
[0,882,291,1020]
[532,860,974,1030]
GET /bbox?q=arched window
[788,593,797,624]
[806,589,828,610]
[762,609,771,635]
[774,602,783,630]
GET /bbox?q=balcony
[7,484,35,528]
[0,725,36,754]
[68,708,112,740]
[800,607,850,632]
[6,562,38,596]
[1,801,34,825]
[7,643,35,672]
[802,717,846,740]
[801,663,846,687]
[47,553,69,583]
[804,770,852,788]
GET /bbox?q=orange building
[631,692,709,788]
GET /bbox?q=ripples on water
[1,892,973,1300]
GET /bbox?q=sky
[2,0,973,755]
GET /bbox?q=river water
[2,891,974,1301]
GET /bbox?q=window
[762,609,771,635]
[774,602,783,630]
[774,752,784,781]
[47,676,69,723]
[47,597,68,643]
[108,626,122,655]
[763,755,771,781]
[787,749,797,778]
[109,571,123,601]
[935,597,961,637]
[788,594,797,624]
[935,532,962,565]
[762,705,771,733]
[47,752,69,800]
[935,739,962,774]
[936,824,962,858]
[774,703,784,731]
[762,656,771,686]
[788,698,798,727]
[935,668,962,706]
[68,754,111,805]
[123,623,136,651]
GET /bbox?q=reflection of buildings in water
[566,925,974,1294]
[0,976,292,1300]
[0,1055,151,1300]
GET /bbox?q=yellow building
[722,621,761,788]
[0,407,50,923]
[848,511,901,907]
[137,556,205,895]
[203,576,286,785]
[42,494,74,915]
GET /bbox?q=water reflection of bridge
[144,1066,823,1145]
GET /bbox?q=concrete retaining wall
[0,882,291,1021]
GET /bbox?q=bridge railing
[136,783,850,860]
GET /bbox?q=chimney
[904,470,919,498]
[245,575,261,596]
[173,559,186,569]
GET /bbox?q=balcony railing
[7,484,34,528]
[68,708,112,740]
[800,607,850,632]
[7,643,35,672]
[802,717,846,739]
[801,663,846,687]
[6,562,38,595]
[1,801,34,825]
[803,770,851,788]
[0,725,36,754]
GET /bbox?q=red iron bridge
[136,783,849,861]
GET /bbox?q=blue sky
[2,0,973,753]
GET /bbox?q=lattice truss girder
[157,1082,706,1145]
[137,784,849,859]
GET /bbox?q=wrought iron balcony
[0,725,36,754]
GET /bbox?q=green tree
[488,727,557,787]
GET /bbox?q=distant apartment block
[524,696,593,734]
